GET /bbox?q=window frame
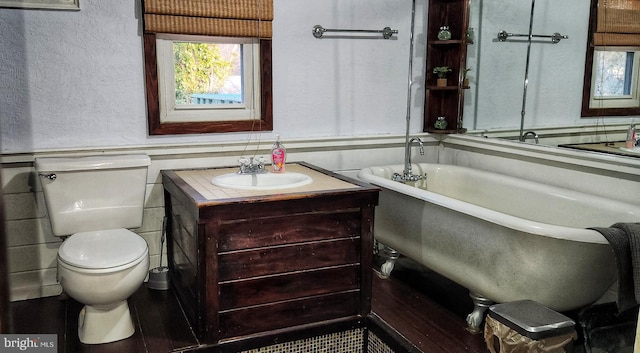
[144,33,273,135]
[156,34,260,123]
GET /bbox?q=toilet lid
[58,229,148,269]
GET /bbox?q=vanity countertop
[161,162,377,206]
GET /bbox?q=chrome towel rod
[312,25,398,39]
[497,30,568,43]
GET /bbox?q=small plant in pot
[463,67,472,87]
[433,66,451,87]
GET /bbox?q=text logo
[0,335,57,352]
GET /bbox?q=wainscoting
[2,135,433,301]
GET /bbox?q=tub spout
[410,137,425,156]
[404,137,424,175]
[520,131,539,144]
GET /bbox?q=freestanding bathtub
[358,163,640,332]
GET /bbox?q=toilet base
[78,300,135,344]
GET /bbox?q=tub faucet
[521,131,539,144]
[393,137,427,182]
[410,137,425,155]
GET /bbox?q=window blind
[594,0,640,46]
[143,0,273,38]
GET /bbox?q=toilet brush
[148,216,170,290]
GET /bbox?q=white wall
[0,0,426,153]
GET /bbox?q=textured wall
[0,0,424,153]
[2,0,635,153]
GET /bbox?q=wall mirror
[464,0,640,145]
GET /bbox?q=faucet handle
[239,157,250,166]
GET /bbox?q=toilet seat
[58,229,148,269]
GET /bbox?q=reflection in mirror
[581,0,640,118]
[464,0,640,150]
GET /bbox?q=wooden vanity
[161,162,379,344]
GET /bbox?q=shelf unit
[423,0,470,134]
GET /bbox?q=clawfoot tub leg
[466,292,493,333]
[379,246,400,279]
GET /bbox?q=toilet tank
[35,155,151,237]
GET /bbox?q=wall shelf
[429,40,464,45]
[423,0,470,134]
[427,85,460,90]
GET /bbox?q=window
[588,48,640,109]
[581,0,640,117]
[156,34,261,124]
[142,0,273,135]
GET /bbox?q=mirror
[463,0,639,148]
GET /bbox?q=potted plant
[433,66,451,87]
[463,67,472,87]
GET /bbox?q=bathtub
[358,163,640,332]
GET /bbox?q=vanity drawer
[218,237,360,281]
[218,291,360,339]
[218,265,360,310]
[217,210,361,252]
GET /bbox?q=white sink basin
[211,172,313,190]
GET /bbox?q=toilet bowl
[35,154,152,345]
[58,229,149,344]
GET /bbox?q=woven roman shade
[594,0,640,46]
[143,0,273,38]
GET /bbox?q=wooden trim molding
[0,0,79,10]
[0,170,10,333]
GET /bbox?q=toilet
[35,154,151,344]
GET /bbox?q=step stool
[484,300,578,353]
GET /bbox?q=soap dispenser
[626,120,636,149]
[271,134,286,173]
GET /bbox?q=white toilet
[35,155,152,344]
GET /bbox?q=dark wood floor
[8,257,489,353]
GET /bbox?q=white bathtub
[358,163,640,331]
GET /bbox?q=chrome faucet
[521,131,539,144]
[407,137,425,170]
[238,156,268,174]
[393,137,427,182]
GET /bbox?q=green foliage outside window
[173,42,235,104]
